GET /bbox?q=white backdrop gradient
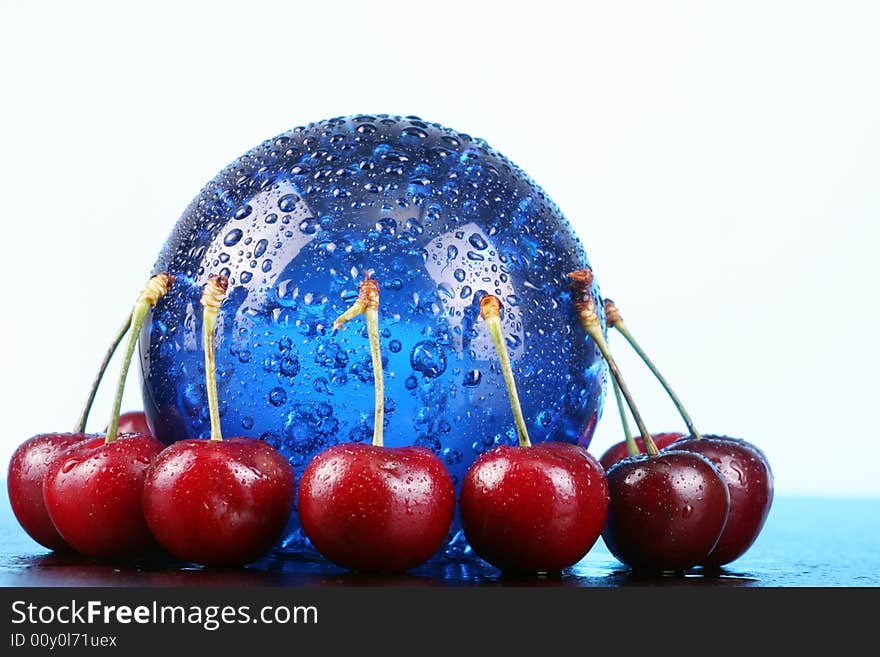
[1,1,877,495]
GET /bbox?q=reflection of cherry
[604,298,773,566]
[9,286,144,551]
[569,270,729,572]
[43,274,173,558]
[298,275,455,572]
[459,295,609,573]
[143,275,296,566]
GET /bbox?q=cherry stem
[605,299,703,440]
[480,295,531,448]
[611,376,639,457]
[334,274,384,447]
[74,314,132,433]
[201,275,229,442]
[105,273,174,444]
[568,270,658,456]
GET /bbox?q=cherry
[604,298,773,566]
[7,433,88,550]
[143,436,295,566]
[297,274,455,572]
[569,269,729,572]
[665,436,773,567]
[603,451,731,571]
[143,275,296,566]
[599,432,684,471]
[461,443,609,573]
[43,273,174,558]
[44,433,165,558]
[9,287,145,550]
[299,443,455,572]
[459,295,608,573]
[112,411,152,436]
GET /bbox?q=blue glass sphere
[139,114,607,559]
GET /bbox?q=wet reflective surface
[3,496,878,587]
[139,115,606,557]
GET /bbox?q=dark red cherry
[667,435,773,567]
[599,432,685,470]
[602,450,730,572]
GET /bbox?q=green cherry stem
[568,270,658,456]
[334,274,384,447]
[74,314,132,433]
[605,299,703,440]
[480,295,531,448]
[105,273,175,444]
[611,376,639,457]
[201,275,229,442]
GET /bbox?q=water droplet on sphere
[463,370,482,387]
[468,233,488,250]
[269,387,287,406]
[278,194,299,212]
[224,229,243,246]
[410,340,447,378]
[281,356,300,377]
[234,204,252,220]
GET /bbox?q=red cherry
[602,451,730,571]
[39,273,175,560]
[7,285,158,551]
[598,432,685,470]
[298,274,454,572]
[455,293,609,572]
[568,273,730,573]
[112,411,152,436]
[666,435,773,567]
[43,433,164,558]
[141,275,295,567]
[460,442,608,572]
[298,443,454,572]
[599,298,773,566]
[7,433,88,550]
[143,437,295,566]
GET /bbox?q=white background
[1,1,877,495]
